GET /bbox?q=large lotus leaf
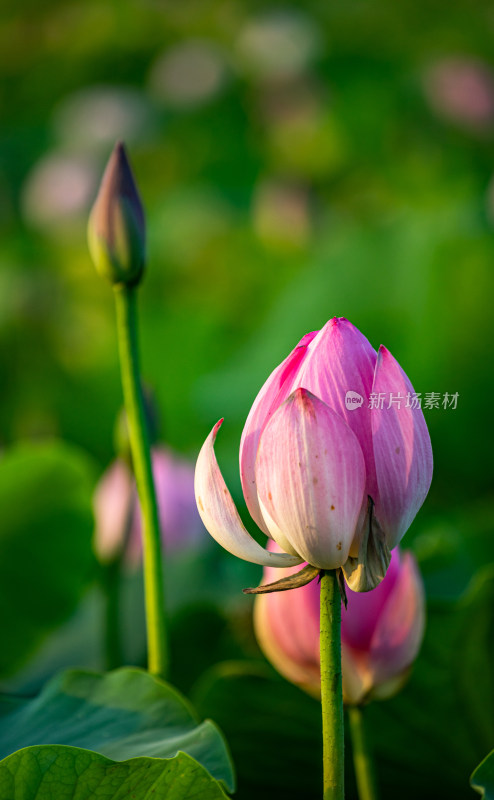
[0,745,228,799]
[193,661,324,800]
[0,442,96,677]
[471,750,494,800]
[0,667,234,794]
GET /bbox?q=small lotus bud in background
[254,543,425,705]
[87,141,146,286]
[94,447,206,565]
[93,458,134,563]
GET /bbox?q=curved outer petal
[195,419,303,567]
[296,318,378,503]
[255,389,366,570]
[239,331,318,535]
[371,346,433,548]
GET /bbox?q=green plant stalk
[348,705,379,800]
[113,284,168,678]
[320,569,345,800]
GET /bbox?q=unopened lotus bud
[254,544,425,705]
[94,447,207,565]
[195,318,433,589]
[88,141,145,286]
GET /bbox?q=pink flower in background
[423,58,494,131]
[94,458,134,562]
[94,446,205,564]
[254,544,425,705]
[195,318,432,589]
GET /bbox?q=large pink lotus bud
[94,446,205,564]
[195,318,432,589]
[254,544,425,705]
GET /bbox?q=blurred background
[0,1,493,798]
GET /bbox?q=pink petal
[368,552,425,685]
[129,446,205,562]
[296,318,378,503]
[341,647,372,706]
[255,389,366,569]
[195,419,303,567]
[341,547,402,651]
[239,331,317,535]
[254,541,321,695]
[93,459,133,562]
[371,346,433,548]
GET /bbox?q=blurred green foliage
[0,442,95,676]
[0,1,493,798]
[1,0,493,508]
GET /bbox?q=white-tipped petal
[195,419,303,567]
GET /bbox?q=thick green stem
[320,570,345,800]
[348,706,379,800]
[113,284,168,678]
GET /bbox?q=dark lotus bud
[88,141,145,286]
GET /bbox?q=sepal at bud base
[88,141,146,286]
[342,497,391,592]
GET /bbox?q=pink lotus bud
[94,446,205,564]
[195,318,432,588]
[93,458,134,563]
[254,544,425,705]
[87,141,145,287]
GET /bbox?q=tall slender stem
[113,284,168,678]
[320,569,345,800]
[348,706,379,800]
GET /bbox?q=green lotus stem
[348,705,379,800]
[320,569,345,800]
[113,284,168,678]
